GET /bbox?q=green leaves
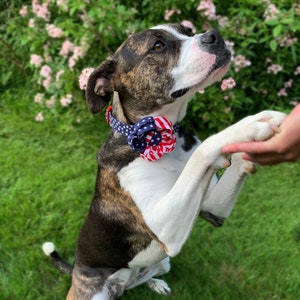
[269,39,278,52]
[273,24,282,37]
[1,0,299,133]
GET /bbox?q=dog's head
[86,23,231,122]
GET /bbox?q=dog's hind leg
[145,256,171,295]
[125,257,171,294]
[146,278,171,295]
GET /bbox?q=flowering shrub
[1,0,299,133]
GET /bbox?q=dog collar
[106,106,180,162]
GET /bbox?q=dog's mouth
[170,59,231,99]
[170,30,231,99]
[198,61,231,89]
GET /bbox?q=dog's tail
[42,242,73,276]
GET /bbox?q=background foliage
[1,1,300,299]
[1,0,299,134]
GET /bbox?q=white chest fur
[117,136,200,219]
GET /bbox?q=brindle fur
[45,23,245,299]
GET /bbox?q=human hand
[221,105,300,165]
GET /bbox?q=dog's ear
[86,59,116,113]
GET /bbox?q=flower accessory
[106,106,180,162]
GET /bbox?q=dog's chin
[197,63,231,90]
[170,63,230,99]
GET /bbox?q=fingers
[241,153,285,165]
[222,141,269,155]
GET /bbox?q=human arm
[221,105,300,165]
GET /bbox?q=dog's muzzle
[199,29,231,67]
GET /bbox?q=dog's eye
[152,41,165,51]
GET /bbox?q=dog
[43,23,285,299]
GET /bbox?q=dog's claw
[147,278,171,295]
[200,211,225,227]
[271,125,281,134]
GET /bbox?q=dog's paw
[239,110,286,127]
[231,153,256,174]
[212,155,231,170]
[238,110,286,141]
[224,111,286,145]
[255,110,286,127]
[147,278,171,295]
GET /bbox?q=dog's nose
[198,29,231,63]
[200,29,221,45]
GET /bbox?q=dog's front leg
[143,111,286,257]
[200,153,256,227]
[147,151,223,257]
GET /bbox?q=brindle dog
[43,23,285,299]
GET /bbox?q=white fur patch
[42,242,55,256]
[151,24,191,40]
[128,240,166,268]
[117,135,199,221]
[91,285,110,300]
[171,37,216,93]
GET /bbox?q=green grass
[1,91,299,300]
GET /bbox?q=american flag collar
[105,106,180,162]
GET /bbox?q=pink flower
[68,44,88,70]
[30,54,43,67]
[277,88,287,97]
[34,93,44,104]
[73,45,86,58]
[217,16,229,28]
[68,55,76,70]
[225,40,235,57]
[60,94,73,107]
[46,24,64,38]
[19,6,28,17]
[290,100,299,106]
[267,64,283,74]
[56,0,68,11]
[181,20,196,33]
[279,33,298,47]
[233,54,251,72]
[28,18,35,28]
[259,89,268,95]
[284,79,293,89]
[264,3,279,22]
[79,68,95,90]
[32,0,51,22]
[43,76,51,90]
[224,107,231,114]
[197,0,216,20]
[60,40,74,57]
[35,112,44,122]
[46,96,56,108]
[164,9,175,20]
[44,53,52,63]
[40,65,52,78]
[294,66,300,75]
[221,77,236,91]
[265,57,272,64]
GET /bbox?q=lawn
[1,91,299,300]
